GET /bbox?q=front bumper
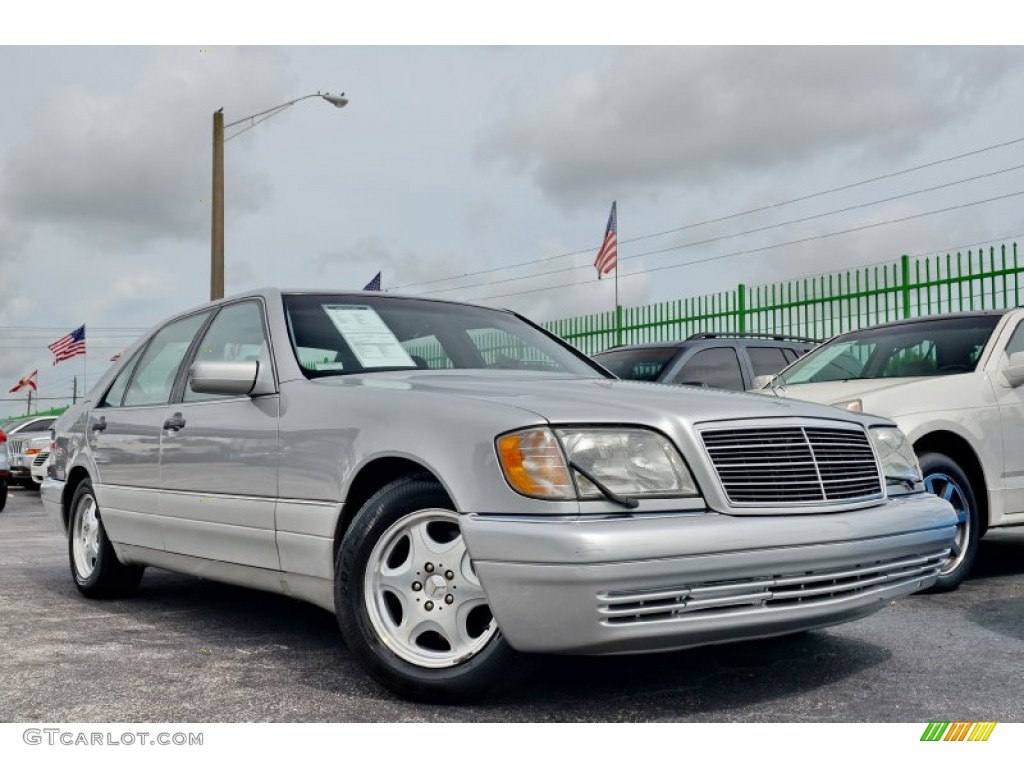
[40,478,66,533]
[460,494,956,655]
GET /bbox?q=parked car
[28,435,52,487]
[0,428,8,512]
[44,289,955,702]
[592,333,815,391]
[752,309,1024,592]
[1,415,59,489]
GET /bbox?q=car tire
[919,452,981,593]
[335,474,529,702]
[68,479,144,598]
[0,478,7,512]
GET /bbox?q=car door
[91,311,211,550]
[158,299,281,570]
[993,318,1024,522]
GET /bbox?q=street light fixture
[210,91,348,300]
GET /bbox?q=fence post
[737,283,746,334]
[900,253,911,319]
[616,304,623,347]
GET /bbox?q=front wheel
[69,479,144,598]
[335,474,528,702]
[920,452,981,593]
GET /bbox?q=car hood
[319,370,876,427]
[770,378,927,406]
[771,373,985,420]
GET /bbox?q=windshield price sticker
[323,305,416,369]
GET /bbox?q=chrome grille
[9,438,25,456]
[598,550,948,626]
[701,425,882,505]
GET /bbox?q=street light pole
[210,92,349,301]
[211,108,225,301]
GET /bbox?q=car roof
[2,416,53,432]
[829,310,1011,337]
[595,336,816,353]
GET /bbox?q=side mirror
[190,360,259,396]
[1004,351,1024,388]
[751,374,775,391]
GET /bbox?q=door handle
[163,413,186,432]
[91,416,107,432]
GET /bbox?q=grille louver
[701,425,882,505]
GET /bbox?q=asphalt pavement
[1,485,1022,722]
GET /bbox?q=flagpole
[83,325,88,395]
[615,251,621,346]
[615,203,622,347]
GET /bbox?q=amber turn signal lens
[496,428,574,499]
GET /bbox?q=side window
[100,350,143,408]
[747,347,791,378]
[184,302,268,402]
[1005,322,1024,358]
[672,347,744,391]
[122,312,210,407]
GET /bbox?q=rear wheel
[335,474,528,702]
[69,479,144,598]
[920,452,980,593]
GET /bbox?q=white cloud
[480,46,1024,207]
[4,47,290,251]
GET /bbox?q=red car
[0,428,9,512]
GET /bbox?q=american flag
[593,201,618,278]
[363,271,382,291]
[48,325,87,365]
[9,370,38,393]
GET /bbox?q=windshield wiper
[569,461,639,509]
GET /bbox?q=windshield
[781,315,1002,384]
[592,347,679,381]
[283,294,607,379]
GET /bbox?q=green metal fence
[545,243,1023,356]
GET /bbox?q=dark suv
[592,333,816,391]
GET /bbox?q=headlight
[869,426,922,487]
[496,426,697,501]
[832,398,863,412]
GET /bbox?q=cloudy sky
[2,16,1023,417]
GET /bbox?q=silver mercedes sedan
[43,289,956,701]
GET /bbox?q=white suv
[758,310,1024,591]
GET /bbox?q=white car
[28,435,51,486]
[756,309,1024,591]
[1,415,59,489]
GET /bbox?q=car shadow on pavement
[30,564,893,721]
[971,529,1024,580]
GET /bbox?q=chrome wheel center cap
[425,574,448,599]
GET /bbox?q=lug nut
[425,563,435,573]
[444,570,454,580]
[424,601,434,611]
[444,594,454,605]
[412,582,422,591]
